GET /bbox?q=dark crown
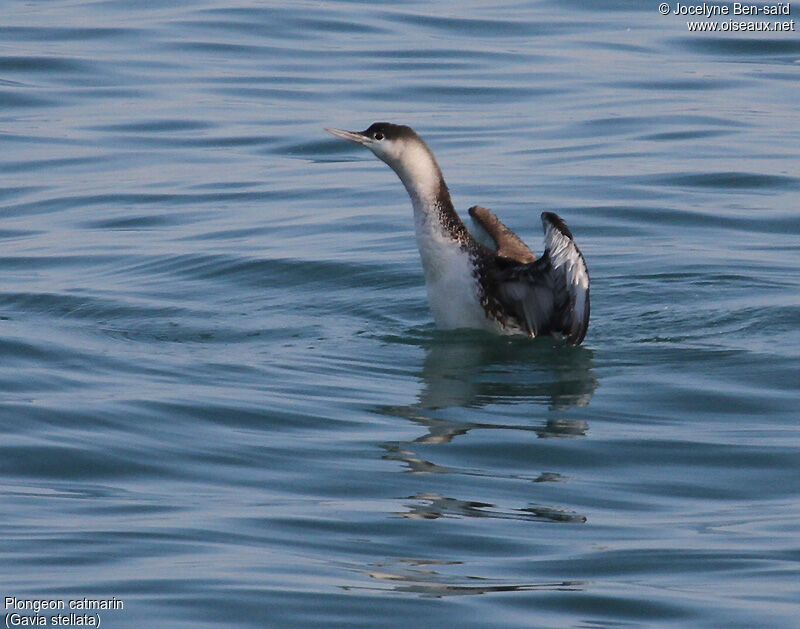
[362,122,418,141]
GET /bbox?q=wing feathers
[468,205,537,263]
[492,212,589,345]
[540,212,590,344]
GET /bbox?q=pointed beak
[325,127,372,146]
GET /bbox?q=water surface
[1,1,799,627]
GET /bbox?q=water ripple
[1,1,799,627]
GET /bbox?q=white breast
[412,207,497,332]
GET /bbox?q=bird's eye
[374,132,384,141]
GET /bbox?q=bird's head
[326,122,423,166]
[325,122,442,199]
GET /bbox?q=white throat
[389,142,444,214]
[384,142,456,267]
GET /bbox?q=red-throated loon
[325,122,590,345]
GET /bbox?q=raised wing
[493,212,590,345]
[468,205,537,263]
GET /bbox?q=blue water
[2,1,799,627]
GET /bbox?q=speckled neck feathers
[388,138,475,249]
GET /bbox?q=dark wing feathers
[495,256,554,337]
[491,212,590,345]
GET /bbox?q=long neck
[392,143,473,245]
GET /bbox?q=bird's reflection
[375,334,596,518]
[343,557,586,598]
[380,332,597,444]
[416,333,597,412]
[359,333,598,599]
[400,492,587,524]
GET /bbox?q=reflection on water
[536,418,589,439]
[380,333,597,444]
[363,335,592,598]
[416,335,598,411]
[350,558,586,599]
[400,492,587,523]
[386,413,590,445]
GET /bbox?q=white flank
[413,205,495,331]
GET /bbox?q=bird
[325,122,590,345]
